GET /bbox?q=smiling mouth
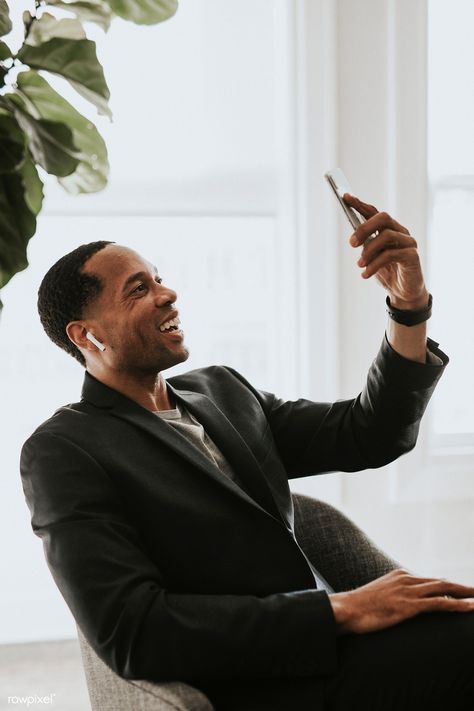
[159,316,181,333]
[158,324,184,339]
[161,328,184,343]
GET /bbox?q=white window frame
[285,0,343,506]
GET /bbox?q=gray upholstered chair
[77,492,400,710]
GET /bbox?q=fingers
[343,193,378,220]
[413,580,474,599]
[416,596,474,613]
[360,247,420,279]
[405,576,474,615]
[357,229,416,269]
[348,208,410,246]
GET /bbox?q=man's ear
[66,322,103,353]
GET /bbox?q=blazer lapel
[81,371,286,527]
[167,382,285,524]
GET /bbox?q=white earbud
[86,331,106,351]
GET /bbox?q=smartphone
[324,168,365,231]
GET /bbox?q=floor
[0,638,90,711]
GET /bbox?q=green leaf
[0,110,25,174]
[10,94,80,177]
[0,38,11,60]
[17,70,109,194]
[103,0,177,25]
[0,41,11,88]
[19,151,44,215]
[0,120,43,311]
[68,73,111,118]
[0,170,36,292]
[23,11,86,46]
[17,15,112,118]
[45,0,112,32]
[0,0,12,37]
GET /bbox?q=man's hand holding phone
[342,193,430,311]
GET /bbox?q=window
[427,0,474,444]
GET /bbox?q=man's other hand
[329,568,474,635]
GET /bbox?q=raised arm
[224,332,447,478]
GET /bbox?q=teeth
[160,316,181,332]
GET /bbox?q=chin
[176,346,190,365]
[160,346,190,372]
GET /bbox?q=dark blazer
[20,334,448,688]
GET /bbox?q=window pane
[428,189,474,435]
[427,0,474,437]
[428,0,474,179]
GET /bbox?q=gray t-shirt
[153,400,245,489]
[153,399,334,594]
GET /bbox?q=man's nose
[153,283,178,305]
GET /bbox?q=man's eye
[133,277,162,294]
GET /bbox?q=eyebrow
[121,266,159,294]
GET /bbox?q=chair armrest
[292,492,401,592]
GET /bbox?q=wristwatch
[385,293,433,326]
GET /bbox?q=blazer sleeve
[19,430,338,683]
[223,333,449,477]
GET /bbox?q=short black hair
[37,240,115,367]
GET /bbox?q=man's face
[80,244,190,374]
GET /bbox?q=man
[20,195,474,710]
